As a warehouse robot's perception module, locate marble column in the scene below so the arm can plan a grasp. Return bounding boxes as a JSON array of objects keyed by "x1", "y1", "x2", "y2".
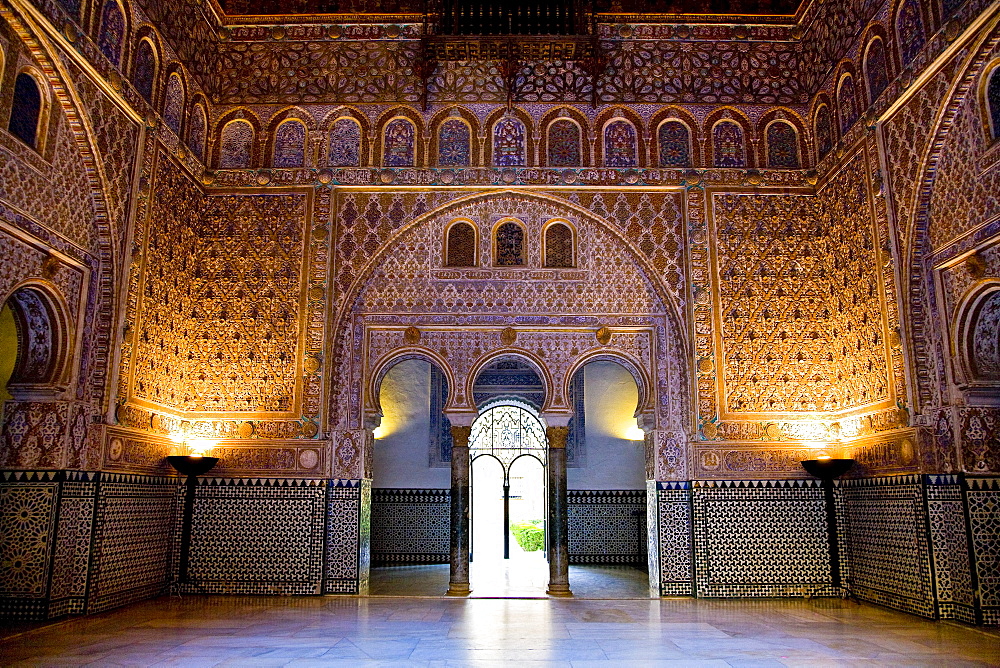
[
  {"x1": 447, "y1": 424, "x2": 472, "y2": 596},
  {"x1": 546, "y1": 424, "x2": 572, "y2": 597}
]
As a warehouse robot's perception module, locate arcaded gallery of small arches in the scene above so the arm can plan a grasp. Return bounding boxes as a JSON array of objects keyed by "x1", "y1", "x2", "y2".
[{"x1": 3, "y1": 0, "x2": 1000, "y2": 654}]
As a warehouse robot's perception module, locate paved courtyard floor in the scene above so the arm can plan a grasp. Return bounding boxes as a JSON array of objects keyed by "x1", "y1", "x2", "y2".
[{"x1": 2, "y1": 594, "x2": 1000, "y2": 666}]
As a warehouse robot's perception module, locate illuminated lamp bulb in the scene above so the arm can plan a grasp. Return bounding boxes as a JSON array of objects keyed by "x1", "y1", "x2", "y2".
[{"x1": 372, "y1": 425, "x2": 387, "y2": 439}]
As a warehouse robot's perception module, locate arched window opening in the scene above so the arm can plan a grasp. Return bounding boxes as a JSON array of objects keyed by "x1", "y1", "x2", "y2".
[
  {"x1": 493, "y1": 117, "x2": 526, "y2": 167},
  {"x1": 9, "y1": 73, "x2": 42, "y2": 149},
  {"x1": 439, "y1": 118, "x2": 471, "y2": 166},
  {"x1": 329, "y1": 117, "x2": 361, "y2": 167},
  {"x1": 469, "y1": 400, "x2": 547, "y2": 566},
  {"x1": 815, "y1": 105, "x2": 833, "y2": 159},
  {"x1": 163, "y1": 73, "x2": 185, "y2": 136},
  {"x1": 132, "y1": 40, "x2": 156, "y2": 104},
  {"x1": 766, "y1": 121, "x2": 800, "y2": 168},
  {"x1": 383, "y1": 117, "x2": 415, "y2": 167},
  {"x1": 658, "y1": 120, "x2": 691, "y2": 167},
  {"x1": 713, "y1": 121, "x2": 746, "y2": 167},
  {"x1": 188, "y1": 102, "x2": 207, "y2": 162},
  {"x1": 988, "y1": 67, "x2": 1000, "y2": 140},
  {"x1": 470, "y1": 403, "x2": 547, "y2": 464},
  {"x1": 544, "y1": 223, "x2": 574, "y2": 268},
  {"x1": 604, "y1": 120, "x2": 637, "y2": 167},
  {"x1": 97, "y1": 0, "x2": 125, "y2": 67},
  {"x1": 865, "y1": 38, "x2": 890, "y2": 102},
  {"x1": 446, "y1": 222, "x2": 477, "y2": 267},
  {"x1": 495, "y1": 221, "x2": 525, "y2": 266},
  {"x1": 547, "y1": 119, "x2": 581, "y2": 167},
  {"x1": 273, "y1": 119, "x2": 306, "y2": 168},
  {"x1": 838, "y1": 75, "x2": 859, "y2": 134},
  {"x1": 219, "y1": 119, "x2": 254, "y2": 168}
]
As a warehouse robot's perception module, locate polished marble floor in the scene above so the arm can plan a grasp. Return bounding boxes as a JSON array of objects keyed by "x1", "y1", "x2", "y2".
[
  {"x1": 370, "y1": 555, "x2": 650, "y2": 598},
  {"x1": 2, "y1": 595, "x2": 1000, "y2": 666}
]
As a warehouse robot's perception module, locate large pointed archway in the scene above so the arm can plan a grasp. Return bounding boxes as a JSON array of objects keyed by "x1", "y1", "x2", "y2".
[{"x1": 330, "y1": 189, "x2": 692, "y2": 596}]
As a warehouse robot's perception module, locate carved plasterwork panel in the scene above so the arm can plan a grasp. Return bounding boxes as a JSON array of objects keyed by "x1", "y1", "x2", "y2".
[
  {"x1": 130, "y1": 151, "x2": 312, "y2": 417},
  {"x1": 703, "y1": 151, "x2": 893, "y2": 433}
]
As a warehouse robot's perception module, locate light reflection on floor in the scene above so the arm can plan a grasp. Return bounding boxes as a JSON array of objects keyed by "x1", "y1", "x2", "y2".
[
  {"x1": 369, "y1": 557, "x2": 650, "y2": 599},
  {"x1": 3, "y1": 595, "x2": 1000, "y2": 665}
]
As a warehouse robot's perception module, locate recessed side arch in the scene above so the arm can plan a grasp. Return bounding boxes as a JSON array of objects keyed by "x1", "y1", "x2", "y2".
[
  {"x1": 562, "y1": 350, "x2": 652, "y2": 421},
  {"x1": 367, "y1": 347, "x2": 457, "y2": 418},
  {"x1": 978, "y1": 57, "x2": 1000, "y2": 141},
  {"x1": 2, "y1": 280, "x2": 73, "y2": 400},
  {"x1": 953, "y1": 278, "x2": 1000, "y2": 389}
]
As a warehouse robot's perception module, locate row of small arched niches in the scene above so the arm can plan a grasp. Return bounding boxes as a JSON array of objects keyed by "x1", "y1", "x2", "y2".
[
  {"x1": 444, "y1": 220, "x2": 575, "y2": 269},
  {"x1": 211, "y1": 108, "x2": 811, "y2": 171}
]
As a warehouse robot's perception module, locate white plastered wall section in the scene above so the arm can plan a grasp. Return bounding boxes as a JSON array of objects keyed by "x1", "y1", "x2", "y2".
[
  {"x1": 372, "y1": 358, "x2": 450, "y2": 488},
  {"x1": 569, "y1": 360, "x2": 646, "y2": 490}
]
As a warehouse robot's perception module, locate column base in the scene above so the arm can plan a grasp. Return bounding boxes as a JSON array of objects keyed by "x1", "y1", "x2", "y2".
[
  {"x1": 546, "y1": 584, "x2": 573, "y2": 597},
  {"x1": 446, "y1": 583, "x2": 471, "y2": 596}
]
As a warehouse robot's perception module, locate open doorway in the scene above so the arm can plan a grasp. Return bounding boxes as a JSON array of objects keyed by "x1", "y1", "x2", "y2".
[
  {"x1": 368, "y1": 357, "x2": 453, "y2": 596},
  {"x1": 566, "y1": 359, "x2": 650, "y2": 598},
  {"x1": 469, "y1": 401, "x2": 548, "y2": 596}
]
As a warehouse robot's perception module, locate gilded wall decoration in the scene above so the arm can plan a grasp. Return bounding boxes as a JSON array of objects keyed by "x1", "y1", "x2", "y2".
[
  {"x1": 130, "y1": 151, "x2": 310, "y2": 416},
  {"x1": 711, "y1": 153, "x2": 890, "y2": 417}
]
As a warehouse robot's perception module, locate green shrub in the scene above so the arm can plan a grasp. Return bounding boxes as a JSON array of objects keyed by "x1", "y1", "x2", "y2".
[{"x1": 510, "y1": 520, "x2": 544, "y2": 552}]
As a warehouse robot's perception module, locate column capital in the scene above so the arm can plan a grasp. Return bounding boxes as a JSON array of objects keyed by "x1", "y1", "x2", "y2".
[
  {"x1": 450, "y1": 424, "x2": 472, "y2": 449},
  {"x1": 546, "y1": 425, "x2": 570, "y2": 449}
]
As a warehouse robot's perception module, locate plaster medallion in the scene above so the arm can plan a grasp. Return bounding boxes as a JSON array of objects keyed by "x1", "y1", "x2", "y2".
[
  {"x1": 595, "y1": 326, "x2": 612, "y2": 345},
  {"x1": 299, "y1": 448, "x2": 320, "y2": 469},
  {"x1": 404, "y1": 326, "x2": 421, "y2": 345},
  {"x1": 108, "y1": 437, "x2": 123, "y2": 461},
  {"x1": 899, "y1": 438, "x2": 915, "y2": 465},
  {"x1": 500, "y1": 327, "x2": 517, "y2": 346},
  {"x1": 700, "y1": 450, "x2": 721, "y2": 470},
  {"x1": 966, "y1": 252, "x2": 987, "y2": 278}
]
